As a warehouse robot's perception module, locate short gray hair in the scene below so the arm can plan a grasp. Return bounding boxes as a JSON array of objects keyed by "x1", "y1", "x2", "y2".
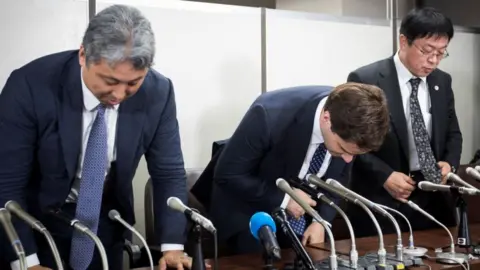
[{"x1": 82, "y1": 5, "x2": 155, "y2": 69}]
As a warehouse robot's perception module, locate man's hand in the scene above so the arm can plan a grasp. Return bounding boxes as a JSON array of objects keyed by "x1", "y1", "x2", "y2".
[
  {"x1": 28, "y1": 266, "x2": 51, "y2": 270},
  {"x1": 286, "y1": 188, "x2": 316, "y2": 219},
  {"x1": 159, "y1": 250, "x2": 211, "y2": 270},
  {"x1": 302, "y1": 222, "x2": 325, "y2": 246},
  {"x1": 383, "y1": 172, "x2": 416, "y2": 202},
  {"x1": 438, "y1": 161, "x2": 451, "y2": 184}
]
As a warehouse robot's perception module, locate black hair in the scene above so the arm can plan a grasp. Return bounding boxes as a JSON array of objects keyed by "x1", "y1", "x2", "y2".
[{"x1": 400, "y1": 7, "x2": 454, "y2": 44}]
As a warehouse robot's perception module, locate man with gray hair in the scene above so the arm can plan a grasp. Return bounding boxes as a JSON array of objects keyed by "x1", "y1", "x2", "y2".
[{"x1": 0, "y1": 5, "x2": 196, "y2": 270}]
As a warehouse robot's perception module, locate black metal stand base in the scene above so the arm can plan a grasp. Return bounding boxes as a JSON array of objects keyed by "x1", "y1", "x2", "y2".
[{"x1": 191, "y1": 224, "x2": 206, "y2": 270}]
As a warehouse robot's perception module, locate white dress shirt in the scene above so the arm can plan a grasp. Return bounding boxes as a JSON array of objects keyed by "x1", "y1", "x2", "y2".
[
  {"x1": 12, "y1": 71, "x2": 182, "y2": 270},
  {"x1": 393, "y1": 52, "x2": 432, "y2": 171},
  {"x1": 280, "y1": 96, "x2": 332, "y2": 209}
]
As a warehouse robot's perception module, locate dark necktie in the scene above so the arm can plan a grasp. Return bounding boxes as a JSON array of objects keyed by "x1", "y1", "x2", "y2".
[
  {"x1": 409, "y1": 78, "x2": 441, "y2": 183},
  {"x1": 70, "y1": 104, "x2": 108, "y2": 269},
  {"x1": 289, "y1": 143, "x2": 327, "y2": 235}
]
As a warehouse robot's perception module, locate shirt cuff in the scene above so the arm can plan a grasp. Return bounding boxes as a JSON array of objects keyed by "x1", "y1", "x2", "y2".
[
  {"x1": 280, "y1": 194, "x2": 290, "y2": 209},
  {"x1": 11, "y1": 254, "x2": 40, "y2": 270},
  {"x1": 161, "y1": 244, "x2": 184, "y2": 252}
]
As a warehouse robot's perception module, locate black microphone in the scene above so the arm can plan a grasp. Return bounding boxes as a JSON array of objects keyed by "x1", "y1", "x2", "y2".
[
  {"x1": 5, "y1": 201, "x2": 63, "y2": 270},
  {"x1": 249, "y1": 212, "x2": 281, "y2": 261},
  {"x1": 418, "y1": 181, "x2": 480, "y2": 195},
  {"x1": 47, "y1": 208, "x2": 109, "y2": 270},
  {"x1": 287, "y1": 178, "x2": 359, "y2": 268},
  {"x1": 0, "y1": 208, "x2": 27, "y2": 270},
  {"x1": 271, "y1": 208, "x2": 316, "y2": 270}
]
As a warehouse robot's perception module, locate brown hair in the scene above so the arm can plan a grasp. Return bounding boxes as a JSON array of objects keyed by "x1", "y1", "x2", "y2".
[{"x1": 323, "y1": 82, "x2": 389, "y2": 151}]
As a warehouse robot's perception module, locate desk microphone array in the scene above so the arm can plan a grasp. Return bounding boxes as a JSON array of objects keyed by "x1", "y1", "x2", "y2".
[{"x1": 276, "y1": 178, "x2": 338, "y2": 270}]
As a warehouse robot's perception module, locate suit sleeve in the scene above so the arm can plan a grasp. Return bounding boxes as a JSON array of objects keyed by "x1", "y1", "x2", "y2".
[
  {"x1": 214, "y1": 103, "x2": 284, "y2": 212},
  {"x1": 0, "y1": 70, "x2": 38, "y2": 261},
  {"x1": 145, "y1": 79, "x2": 187, "y2": 246},
  {"x1": 347, "y1": 71, "x2": 394, "y2": 184},
  {"x1": 442, "y1": 75, "x2": 462, "y2": 170}
]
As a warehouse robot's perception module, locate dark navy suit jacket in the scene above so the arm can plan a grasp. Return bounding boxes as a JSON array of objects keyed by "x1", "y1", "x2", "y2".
[
  {"x1": 209, "y1": 86, "x2": 352, "y2": 241},
  {"x1": 0, "y1": 50, "x2": 187, "y2": 261}
]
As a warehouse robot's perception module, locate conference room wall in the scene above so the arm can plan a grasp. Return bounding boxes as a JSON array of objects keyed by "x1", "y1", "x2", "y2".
[{"x1": 1, "y1": 0, "x2": 480, "y2": 245}]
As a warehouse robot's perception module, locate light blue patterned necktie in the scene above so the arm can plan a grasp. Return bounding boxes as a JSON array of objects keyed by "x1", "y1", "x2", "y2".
[
  {"x1": 289, "y1": 143, "x2": 327, "y2": 235},
  {"x1": 70, "y1": 104, "x2": 108, "y2": 270}
]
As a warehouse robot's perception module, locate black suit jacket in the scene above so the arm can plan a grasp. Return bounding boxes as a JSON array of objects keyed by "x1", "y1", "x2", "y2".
[
  {"x1": 346, "y1": 57, "x2": 462, "y2": 208},
  {"x1": 209, "y1": 86, "x2": 352, "y2": 240},
  {"x1": 0, "y1": 50, "x2": 188, "y2": 262}
]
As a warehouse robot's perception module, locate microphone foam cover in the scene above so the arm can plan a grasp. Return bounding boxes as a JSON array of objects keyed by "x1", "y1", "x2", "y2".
[{"x1": 249, "y1": 212, "x2": 276, "y2": 240}]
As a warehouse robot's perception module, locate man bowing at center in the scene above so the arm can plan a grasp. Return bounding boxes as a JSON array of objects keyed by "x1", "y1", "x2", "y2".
[{"x1": 209, "y1": 83, "x2": 390, "y2": 255}]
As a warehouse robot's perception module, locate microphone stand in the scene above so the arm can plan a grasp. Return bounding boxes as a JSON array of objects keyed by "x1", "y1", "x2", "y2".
[
  {"x1": 190, "y1": 209, "x2": 206, "y2": 270},
  {"x1": 272, "y1": 208, "x2": 316, "y2": 270},
  {"x1": 453, "y1": 190, "x2": 471, "y2": 249}
]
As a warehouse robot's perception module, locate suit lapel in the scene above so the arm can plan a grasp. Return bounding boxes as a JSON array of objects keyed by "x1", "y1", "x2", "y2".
[
  {"x1": 115, "y1": 84, "x2": 147, "y2": 182},
  {"x1": 58, "y1": 56, "x2": 83, "y2": 180},
  {"x1": 378, "y1": 59, "x2": 409, "y2": 160},
  {"x1": 284, "y1": 97, "x2": 322, "y2": 178},
  {"x1": 427, "y1": 74, "x2": 441, "y2": 157}
]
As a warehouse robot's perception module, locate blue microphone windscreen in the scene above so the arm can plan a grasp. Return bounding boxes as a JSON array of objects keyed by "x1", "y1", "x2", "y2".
[{"x1": 249, "y1": 212, "x2": 276, "y2": 240}]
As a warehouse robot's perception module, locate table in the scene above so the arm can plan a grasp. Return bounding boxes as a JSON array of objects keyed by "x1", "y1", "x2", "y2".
[{"x1": 135, "y1": 224, "x2": 480, "y2": 270}]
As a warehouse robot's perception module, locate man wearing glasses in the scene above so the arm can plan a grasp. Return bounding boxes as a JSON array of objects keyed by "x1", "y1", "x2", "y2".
[{"x1": 346, "y1": 7, "x2": 462, "y2": 237}]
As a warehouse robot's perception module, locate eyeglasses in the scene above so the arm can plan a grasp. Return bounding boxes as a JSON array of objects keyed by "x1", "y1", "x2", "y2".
[{"x1": 412, "y1": 42, "x2": 449, "y2": 60}]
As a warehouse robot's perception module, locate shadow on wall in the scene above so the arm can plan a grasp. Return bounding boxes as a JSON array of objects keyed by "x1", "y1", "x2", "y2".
[{"x1": 471, "y1": 34, "x2": 480, "y2": 157}]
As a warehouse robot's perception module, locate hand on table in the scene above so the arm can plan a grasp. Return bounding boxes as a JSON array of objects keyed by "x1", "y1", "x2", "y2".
[
  {"x1": 159, "y1": 250, "x2": 211, "y2": 270},
  {"x1": 302, "y1": 222, "x2": 325, "y2": 246}
]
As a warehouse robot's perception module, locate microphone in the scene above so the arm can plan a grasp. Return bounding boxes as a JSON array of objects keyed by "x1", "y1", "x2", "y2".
[
  {"x1": 47, "y1": 208, "x2": 109, "y2": 270},
  {"x1": 447, "y1": 172, "x2": 477, "y2": 189},
  {"x1": 276, "y1": 178, "x2": 338, "y2": 270},
  {"x1": 166, "y1": 197, "x2": 216, "y2": 233},
  {"x1": 406, "y1": 201, "x2": 468, "y2": 264},
  {"x1": 287, "y1": 178, "x2": 358, "y2": 268},
  {"x1": 376, "y1": 204, "x2": 428, "y2": 257},
  {"x1": 108, "y1": 210, "x2": 153, "y2": 270},
  {"x1": 466, "y1": 167, "x2": 480, "y2": 182},
  {"x1": 306, "y1": 174, "x2": 387, "y2": 266},
  {"x1": 249, "y1": 212, "x2": 281, "y2": 261},
  {"x1": 418, "y1": 181, "x2": 480, "y2": 195},
  {"x1": 5, "y1": 201, "x2": 63, "y2": 270},
  {"x1": 0, "y1": 208, "x2": 27, "y2": 270},
  {"x1": 271, "y1": 208, "x2": 316, "y2": 270}
]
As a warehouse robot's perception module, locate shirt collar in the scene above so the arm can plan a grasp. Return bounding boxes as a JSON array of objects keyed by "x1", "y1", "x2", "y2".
[
  {"x1": 81, "y1": 69, "x2": 119, "y2": 111},
  {"x1": 311, "y1": 96, "x2": 328, "y2": 145},
  {"x1": 393, "y1": 51, "x2": 427, "y2": 86}
]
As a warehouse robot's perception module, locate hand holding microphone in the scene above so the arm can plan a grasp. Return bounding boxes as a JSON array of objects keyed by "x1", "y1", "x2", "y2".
[{"x1": 286, "y1": 188, "x2": 317, "y2": 219}]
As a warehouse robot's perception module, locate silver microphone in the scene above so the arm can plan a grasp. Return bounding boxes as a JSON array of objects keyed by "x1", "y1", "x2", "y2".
[
  {"x1": 0, "y1": 208, "x2": 27, "y2": 270},
  {"x1": 167, "y1": 197, "x2": 216, "y2": 233},
  {"x1": 406, "y1": 201, "x2": 468, "y2": 264},
  {"x1": 48, "y1": 208, "x2": 109, "y2": 270},
  {"x1": 108, "y1": 210, "x2": 153, "y2": 270},
  {"x1": 418, "y1": 181, "x2": 480, "y2": 195},
  {"x1": 447, "y1": 172, "x2": 477, "y2": 189},
  {"x1": 466, "y1": 167, "x2": 480, "y2": 182},
  {"x1": 376, "y1": 204, "x2": 428, "y2": 257},
  {"x1": 306, "y1": 174, "x2": 387, "y2": 265},
  {"x1": 276, "y1": 178, "x2": 338, "y2": 270},
  {"x1": 5, "y1": 201, "x2": 63, "y2": 270},
  {"x1": 324, "y1": 178, "x2": 404, "y2": 263}
]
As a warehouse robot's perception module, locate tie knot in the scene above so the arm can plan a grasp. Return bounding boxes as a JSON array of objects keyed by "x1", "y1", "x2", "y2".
[
  {"x1": 96, "y1": 104, "x2": 106, "y2": 115},
  {"x1": 409, "y1": 78, "x2": 422, "y2": 90}
]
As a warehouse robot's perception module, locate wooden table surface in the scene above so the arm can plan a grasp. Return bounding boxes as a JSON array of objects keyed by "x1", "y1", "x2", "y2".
[{"x1": 135, "y1": 224, "x2": 480, "y2": 270}]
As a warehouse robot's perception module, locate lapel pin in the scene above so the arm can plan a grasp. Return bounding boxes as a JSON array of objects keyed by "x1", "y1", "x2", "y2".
[{"x1": 434, "y1": 85, "x2": 439, "y2": 91}]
